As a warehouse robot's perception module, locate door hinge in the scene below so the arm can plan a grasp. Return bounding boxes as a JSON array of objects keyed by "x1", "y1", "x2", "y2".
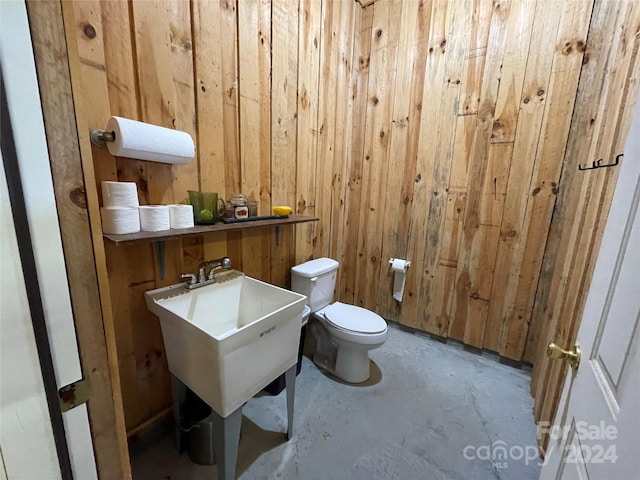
[{"x1": 58, "y1": 379, "x2": 90, "y2": 412}]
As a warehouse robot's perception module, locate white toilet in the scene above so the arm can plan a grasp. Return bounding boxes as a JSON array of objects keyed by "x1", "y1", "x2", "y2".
[{"x1": 291, "y1": 258, "x2": 388, "y2": 383}]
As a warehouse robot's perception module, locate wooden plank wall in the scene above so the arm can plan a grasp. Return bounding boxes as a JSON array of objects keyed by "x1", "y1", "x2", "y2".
[
  {"x1": 338, "y1": 0, "x2": 639, "y2": 367},
  {"x1": 530, "y1": 0, "x2": 640, "y2": 451},
  {"x1": 60, "y1": 0, "x2": 639, "y2": 435}
]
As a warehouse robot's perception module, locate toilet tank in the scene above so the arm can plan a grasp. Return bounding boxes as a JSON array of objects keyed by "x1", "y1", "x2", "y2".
[{"x1": 291, "y1": 258, "x2": 339, "y2": 312}]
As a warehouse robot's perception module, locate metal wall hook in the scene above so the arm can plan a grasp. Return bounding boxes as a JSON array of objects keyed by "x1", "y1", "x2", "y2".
[
  {"x1": 578, "y1": 153, "x2": 622, "y2": 171},
  {"x1": 89, "y1": 129, "x2": 116, "y2": 148}
]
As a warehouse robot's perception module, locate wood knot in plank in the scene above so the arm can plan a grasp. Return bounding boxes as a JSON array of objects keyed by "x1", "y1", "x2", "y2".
[
  {"x1": 82, "y1": 22, "x2": 97, "y2": 39},
  {"x1": 69, "y1": 187, "x2": 87, "y2": 209},
  {"x1": 492, "y1": 118, "x2": 507, "y2": 141},
  {"x1": 300, "y1": 87, "x2": 309, "y2": 109},
  {"x1": 559, "y1": 38, "x2": 586, "y2": 56},
  {"x1": 359, "y1": 55, "x2": 369, "y2": 69},
  {"x1": 297, "y1": 196, "x2": 307, "y2": 213}
]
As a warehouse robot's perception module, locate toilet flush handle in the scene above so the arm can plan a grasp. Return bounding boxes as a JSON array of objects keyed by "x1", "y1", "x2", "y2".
[{"x1": 310, "y1": 276, "x2": 318, "y2": 282}]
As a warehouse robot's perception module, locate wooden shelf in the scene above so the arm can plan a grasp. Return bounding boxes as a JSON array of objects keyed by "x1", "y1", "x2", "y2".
[{"x1": 104, "y1": 215, "x2": 318, "y2": 246}]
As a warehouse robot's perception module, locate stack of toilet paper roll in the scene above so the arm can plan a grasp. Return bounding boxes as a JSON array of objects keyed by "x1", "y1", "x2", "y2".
[
  {"x1": 101, "y1": 181, "x2": 140, "y2": 234},
  {"x1": 101, "y1": 181, "x2": 195, "y2": 234}
]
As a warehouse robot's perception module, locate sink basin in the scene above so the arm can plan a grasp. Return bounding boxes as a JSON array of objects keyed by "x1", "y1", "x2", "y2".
[{"x1": 145, "y1": 272, "x2": 306, "y2": 417}]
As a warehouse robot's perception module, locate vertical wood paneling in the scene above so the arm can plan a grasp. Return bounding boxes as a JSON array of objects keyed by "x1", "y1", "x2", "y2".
[
  {"x1": 315, "y1": 0, "x2": 339, "y2": 260},
  {"x1": 327, "y1": 0, "x2": 358, "y2": 298},
  {"x1": 483, "y1": 0, "x2": 565, "y2": 353},
  {"x1": 419, "y1": 0, "x2": 473, "y2": 337},
  {"x1": 492, "y1": 0, "x2": 595, "y2": 359},
  {"x1": 530, "y1": 0, "x2": 640, "y2": 450},
  {"x1": 295, "y1": 0, "x2": 323, "y2": 263},
  {"x1": 238, "y1": 0, "x2": 272, "y2": 281},
  {"x1": 354, "y1": 0, "x2": 401, "y2": 311},
  {"x1": 31, "y1": 1, "x2": 131, "y2": 476},
  {"x1": 129, "y1": 0, "x2": 198, "y2": 425},
  {"x1": 271, "y1": 0, "x2": 299, "y2": 287},
  {"x1": 340, "y1": 5, "x2": 373, "y2": 304},
  {"x1": 403, "y1": 0, "x2": 457, "y2": 331},
  {"x1": 192, "y1": 0, "x2": 235, "y2": 264},
  {"x1": 62, "y1": 0, "x2": 168, "y2": 433},
  {"x1": 375, "y1": 0, "x2": 421, "y2": 321}
]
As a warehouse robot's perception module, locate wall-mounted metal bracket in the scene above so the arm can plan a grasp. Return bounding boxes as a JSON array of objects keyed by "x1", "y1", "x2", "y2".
[{"x1": 89, "y1": 129, "x2": 115, "y2": 148}]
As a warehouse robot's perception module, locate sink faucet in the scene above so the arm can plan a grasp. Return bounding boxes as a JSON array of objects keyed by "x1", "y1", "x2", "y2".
[
  {"x1": 181, "y1": 257, "x2": 232, "y2": 289},
  {"x1": 198, "y1": 256, "x2": 232, "y2": 282}
]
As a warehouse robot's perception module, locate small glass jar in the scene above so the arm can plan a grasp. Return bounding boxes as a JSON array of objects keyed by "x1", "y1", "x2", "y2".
[
  {"x1": 223, "y1": 202, "x2": 235, "y2": 219},
  {"x1": 234, "y1": 206, "x2": 248, "y2": 219},
  {"x1": 246, "y1": 201, "x2": 258, "y2": 217},
  {"x1": 230, "y1": 193, "x2": 246, "y2": 207}
]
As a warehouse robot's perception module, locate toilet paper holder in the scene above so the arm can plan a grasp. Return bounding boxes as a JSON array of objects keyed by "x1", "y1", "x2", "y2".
[
  {"x1": 90, "y1": 129, "x2": 116, "y2": 148},
  {"x1": 389, "y1": 258, "x2": 411, "y2": 269}
]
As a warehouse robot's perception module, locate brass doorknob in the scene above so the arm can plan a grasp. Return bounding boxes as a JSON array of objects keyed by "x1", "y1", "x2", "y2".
[{"x1": 547, "y1": 342, "x2": 581, "y2": 370}]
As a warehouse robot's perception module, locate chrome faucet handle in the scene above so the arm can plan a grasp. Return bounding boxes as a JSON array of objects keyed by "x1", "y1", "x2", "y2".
[
  {"x1": 180, "y1": 273, "x2": 197, "y2": 285},
  {"x1": 206, "y1": 257, "x2": 232, "y2": 280}
]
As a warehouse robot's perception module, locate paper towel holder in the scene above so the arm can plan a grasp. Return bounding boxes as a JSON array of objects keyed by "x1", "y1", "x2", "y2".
[{"x1": 90, "y1": 129, "x2": 116, "y2": 148}]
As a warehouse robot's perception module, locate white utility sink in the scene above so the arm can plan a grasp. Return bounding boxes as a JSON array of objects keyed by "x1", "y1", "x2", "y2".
[{"x1": 145, "y1": 272, "x2": 306, "y2": 417}]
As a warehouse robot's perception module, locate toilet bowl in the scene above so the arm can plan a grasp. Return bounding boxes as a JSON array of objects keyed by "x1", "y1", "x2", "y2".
[{"x1": 291, "y1": 258, "x2": 388, "y2": 383}]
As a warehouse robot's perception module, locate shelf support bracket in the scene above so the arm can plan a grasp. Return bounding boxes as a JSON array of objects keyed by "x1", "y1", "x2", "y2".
[{"x1": 155, "y1": 241, "x2": 165, "y2": 280}]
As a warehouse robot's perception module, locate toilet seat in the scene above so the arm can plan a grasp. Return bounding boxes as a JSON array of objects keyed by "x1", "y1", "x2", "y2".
[{"x1": 323, "y1": 302, "x2": 386, "y2": 334}]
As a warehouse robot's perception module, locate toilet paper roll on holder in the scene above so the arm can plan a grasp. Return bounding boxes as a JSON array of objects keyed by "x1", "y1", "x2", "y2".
[{"x1": 389, "y1": 258, "x2": 411, "y2": 269}]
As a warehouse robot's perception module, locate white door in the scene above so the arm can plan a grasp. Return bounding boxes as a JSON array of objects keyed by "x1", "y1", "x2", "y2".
[
  {"x1": 540, "y1": 96, "x2": 640, "y2": 478},
  {"x1": 0, "y1": 1, "x2": 97, "y2": 478}
]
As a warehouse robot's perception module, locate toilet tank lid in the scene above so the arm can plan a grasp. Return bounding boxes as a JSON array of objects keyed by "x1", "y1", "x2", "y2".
[{"x1": 291, "y1": 258, "x2": 339, "y2": 278}]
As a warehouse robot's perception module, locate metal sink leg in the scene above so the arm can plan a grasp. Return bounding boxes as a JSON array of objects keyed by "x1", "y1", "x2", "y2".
[
  {"x1": 212, "y1": 406, "x2": 243, "y2": 480},
  {"x1": 285, "y1": 365, "x2": 296, "y2": 440}
]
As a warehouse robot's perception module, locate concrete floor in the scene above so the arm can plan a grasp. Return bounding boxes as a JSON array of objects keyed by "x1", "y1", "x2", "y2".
[{"x1": 130, "y1": 323, "x2": 542, "y2": 479}]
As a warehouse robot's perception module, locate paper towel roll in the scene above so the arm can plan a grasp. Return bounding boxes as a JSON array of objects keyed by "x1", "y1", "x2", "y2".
[
  {"x1": 169, "y1": 204, "x2": 194, "y2": 229},
  {"x1": 139, "y1": 205, "x2": 171, "y2": 232},
  {"x1": 102, "y1": 181, "x2": 139, "y2": 208},
  {"x1": 390, "y1": 258, "x2": 410, "y2": 302},
  {"x1": 101, "y1": 207, "x2": 140, "y2": 234},
  {"x1": 105, "y1": 116, "x2": 195, "y2": 165}
]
